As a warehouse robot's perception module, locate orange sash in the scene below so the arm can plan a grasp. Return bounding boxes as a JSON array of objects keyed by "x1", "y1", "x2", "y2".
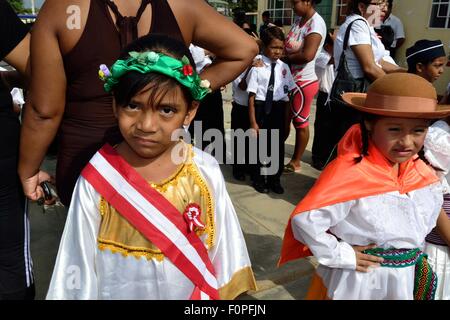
[{"x1": 279, "y1": 124, "x2": 439, "y2": 266}]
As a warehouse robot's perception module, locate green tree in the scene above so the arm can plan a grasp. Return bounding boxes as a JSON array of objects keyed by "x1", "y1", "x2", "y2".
[
  {"x1": 227, "y1": 0, "x2": 257, "y2": 12},
  {"x1": 7, "y1": 0, "x2": 31, "y2": 14}
]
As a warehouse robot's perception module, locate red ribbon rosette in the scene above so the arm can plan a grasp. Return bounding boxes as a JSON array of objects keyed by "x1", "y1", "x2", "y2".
[
  {"x1": 183, "y1": 203, "x2": 205, "y2": 232},
  {"x1": 182, "y1": 64, "x2": 194, "y2": 77}
]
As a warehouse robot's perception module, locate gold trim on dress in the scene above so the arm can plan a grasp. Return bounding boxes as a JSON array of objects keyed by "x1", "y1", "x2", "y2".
[
  {"x1": 96, "y1": 142, "x2": 216, "y2": 260},
  {"x1": 218, "y1": 266, "x2": 258, "y2": 300},
  {"x1": 98, "y1": 238, "x2": 164, "y2": 261}
]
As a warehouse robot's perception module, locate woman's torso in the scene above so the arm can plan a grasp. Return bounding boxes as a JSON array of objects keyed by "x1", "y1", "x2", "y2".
[
  {"x1": 285, "y1": 12, "x2": 326, "y2": 82},
  {"x1": 57, "y1": 0, "x2": 184, "y2": 205},
  {"x1": 334, "y1": 14, "x2": 386, "y2": 79}
]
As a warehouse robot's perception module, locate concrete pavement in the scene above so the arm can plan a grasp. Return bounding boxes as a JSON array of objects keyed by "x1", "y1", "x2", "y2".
[{"x1": 29, "y1": 86, "x2": 321, "y2": 300}]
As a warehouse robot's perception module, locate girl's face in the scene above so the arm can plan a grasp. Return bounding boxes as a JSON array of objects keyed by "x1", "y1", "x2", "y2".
[
  {"x1": 264, "y1": 38, "x2": 284, "y2": 61},
  {"x1": 365, "y1": 117, "x2": 429, "y2": 164},
  {"x1": 114, "y1": 83, "x2": 198, "y2": 160},
  {"x1": 417, "y1": 56, "x2": 447, "y2": 83}
]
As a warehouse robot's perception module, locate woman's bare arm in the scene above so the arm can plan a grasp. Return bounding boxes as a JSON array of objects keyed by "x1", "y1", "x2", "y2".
[
  {"x1": 19, "y1": 1, "x2": 67, "y2": 200},
  {"x1": 351, "y1": 44, "x2": 385, "y2": 81},
  {"x1": 287, "y1": 33, "x2": 322, "y2": 65},
  {"x1": 183, "y1": 0, "x2": 258, "y2": 90},
  {"x1": 3, "y1": 33, "x2": 30, "y2": 78},
  {"x1": 378, "y1": 59, "x2": 406, "y2": 74}
]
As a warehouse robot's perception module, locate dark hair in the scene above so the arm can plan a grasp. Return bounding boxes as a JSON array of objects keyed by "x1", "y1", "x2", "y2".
[
  {"x1": 261, "y1": 26, "x2": 285, "y2": 47},
  {"x1": 274, "y1": 19, "x2": 283, "y2": 27},
  {"x1": 262, "y1": 11, "x2": 270, "y2": 18},
  {"x1": 233, "y1": 8, "x2": 247, "y2": 26},
  {"x1": 388, "y1": 0, "x2": 393, "y2": 9},
  {"x1": 347, "y1": 0, "x2": 372, "y2": 15},
  {"x1": 354, "y1": 113, "x2": 376, "y2": 163},
  {"x1": 324, "y1": 29, "x2": 335, "y2": 46},
  {"x1": 113, "y1": 34, "x2": 195, "y2": 108},
  {"x1": 406, "y1": 39, "x2": 446, "y2": 73},
  {"x1": 375, "y1": 25, "x2": 395, "y2": 49}
]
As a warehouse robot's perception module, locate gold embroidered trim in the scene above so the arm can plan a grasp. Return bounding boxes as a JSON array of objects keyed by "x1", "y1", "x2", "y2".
[
  {"x1": 150, "y1": 158, "x2": 186, "y2": 190},
  {"x1": 149, "y1": 145, "x2": 215, "y2": 248},
  {"x1": 96, "y1": 143, "x2": 215, "y2": 260},
  {"x1": 97, "y1": 238, "x2": 164, "y2": 261},
  {"x1": 186, "y1": 160, "x2": 215, "y2": 248},
  {"x1": 218, "y1": 266, "x2": 257, "y2": 300},
  {"x1": 99, "y1": 197, "x2": 108, "y2": 216}
]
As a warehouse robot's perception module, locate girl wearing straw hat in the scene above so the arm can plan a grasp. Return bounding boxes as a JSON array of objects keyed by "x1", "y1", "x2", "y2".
[{"x1": 279, "y1": 73, "x2": 450, "y2": 299}]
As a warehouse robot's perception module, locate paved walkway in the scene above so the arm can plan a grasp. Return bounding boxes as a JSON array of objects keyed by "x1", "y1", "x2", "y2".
[{"x1": 30, "y1": 86, "x2": 321, "y2": 299}]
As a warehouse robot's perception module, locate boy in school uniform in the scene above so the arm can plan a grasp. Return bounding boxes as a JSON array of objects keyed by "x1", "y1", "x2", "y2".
[{"x1": 247, "y1": 26, "x2": 296, "y2": 194}]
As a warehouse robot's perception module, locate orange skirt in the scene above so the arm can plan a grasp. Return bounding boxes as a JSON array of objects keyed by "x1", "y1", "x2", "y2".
[{"x1": 305, "y1": 272, "x2": 330, "y2": 300}]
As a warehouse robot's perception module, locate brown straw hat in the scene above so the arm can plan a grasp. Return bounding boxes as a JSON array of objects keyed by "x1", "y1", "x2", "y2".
[{"x1": 342, "y1": 73, "x2": 450, "y2": 119}]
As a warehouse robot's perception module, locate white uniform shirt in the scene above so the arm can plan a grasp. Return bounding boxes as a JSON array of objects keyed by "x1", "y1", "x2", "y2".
[
  {"x1": 189, "y1": 44, "x2": 212, "y2": 74},
  {"x1": 382, "y1": 14, "x2": 405, "y2": 48},
  {"x1": 232, "y1": 55, "x2": 262, "y2": 107},
  {"x1": 0, "y1": 65, "x2": 24, "y2": 109},
  {"x1": 424, "y1": 120, "x2": 450, "y2": 193},
  {"x1": 246, "y1": 55, "x2": 296, "y2": 102},
  {"x1": 292, "y1": 182, "x2": 443, "y2": 299},
  {"x1": 315, "y1": 50, "x2": 335, "y2": 94},
  {"x1": 285, "y1": 12, "x2": 327, "y2": 82},
  {"x1": 334, "y1": 14, "x2": 387, "y2": 79}
]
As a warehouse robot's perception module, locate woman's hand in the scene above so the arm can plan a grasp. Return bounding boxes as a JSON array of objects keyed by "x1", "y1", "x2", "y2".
[
  {"x1": 353, "y1": 244, "x2": 384, "y2": 272},
  {"x1": 21, "y1": 170, "x2": 56, "y2": 204},
  {"x1": 252, "y1": 58, "x2": 264, "y2": 68}
]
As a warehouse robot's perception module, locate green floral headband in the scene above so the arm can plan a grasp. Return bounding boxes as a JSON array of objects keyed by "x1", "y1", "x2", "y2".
[{"x1": 98, "y1": 51, "x2": 212, "y2": 101}]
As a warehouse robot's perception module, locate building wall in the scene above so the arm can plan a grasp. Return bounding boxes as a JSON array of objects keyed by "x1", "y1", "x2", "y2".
[
  {"x1": 257, "y1": 0, "x2": 333, "y2": 29},
  {"x1": 392, "y1": 0, "x2": 449, "y2": 94},
  {"x1": 258, "y1": 0, "x2": 449, "y2": 94}
]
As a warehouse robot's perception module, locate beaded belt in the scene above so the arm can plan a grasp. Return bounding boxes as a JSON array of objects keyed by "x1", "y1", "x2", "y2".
[{"x1": 363, "y1": 248, "x2": 437, "y2": 300}]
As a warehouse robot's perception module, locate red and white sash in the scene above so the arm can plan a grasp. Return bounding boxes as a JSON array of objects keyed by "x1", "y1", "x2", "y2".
[{"x1": 81, "y1": 144, "x2": 219, "y2": 300}]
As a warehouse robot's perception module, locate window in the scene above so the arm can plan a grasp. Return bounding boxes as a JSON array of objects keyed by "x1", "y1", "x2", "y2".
[
  {"x1": 335, "y1": 0, "x2": 348, "y2": 26},
  {"x1": 266, "y1": 0, "x2": 295, "y2": 26},
  {"x1": 430, "y1": 0, "x2": 450, "y2": 28},
  {"x1": 265, "y1": 0, "x2": 332, "y2": 27}
]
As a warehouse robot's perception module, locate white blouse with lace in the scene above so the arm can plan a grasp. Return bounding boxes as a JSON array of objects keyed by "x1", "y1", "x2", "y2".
[{"x1": 424, "y1": 120, "x2": 450, "y2": 193}]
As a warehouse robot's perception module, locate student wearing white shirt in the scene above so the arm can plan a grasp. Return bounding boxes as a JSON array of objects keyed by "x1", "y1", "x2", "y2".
[
  {"x1": 381, "y1": 0, "x2": 405, "y2": 60},
  {"x1": 247, "y1": 27, "x2": 296, "y2": 194},
  {"x1": 230, "y1": 54, "x2": 262, "y2": 181}
]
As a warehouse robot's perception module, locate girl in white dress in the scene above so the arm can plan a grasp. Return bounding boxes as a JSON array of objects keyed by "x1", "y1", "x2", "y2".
[
  {"x1": 46, "y1": 34, "x2": 256, "y2": 300},
  {"x1": 279, "y1": 73, "x2": 450, "y2": 300}
]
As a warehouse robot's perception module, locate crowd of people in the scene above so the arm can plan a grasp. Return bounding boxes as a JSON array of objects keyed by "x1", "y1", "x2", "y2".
[{"x1": 0, "y1": 0, "x2": 449, "y2": 300}]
